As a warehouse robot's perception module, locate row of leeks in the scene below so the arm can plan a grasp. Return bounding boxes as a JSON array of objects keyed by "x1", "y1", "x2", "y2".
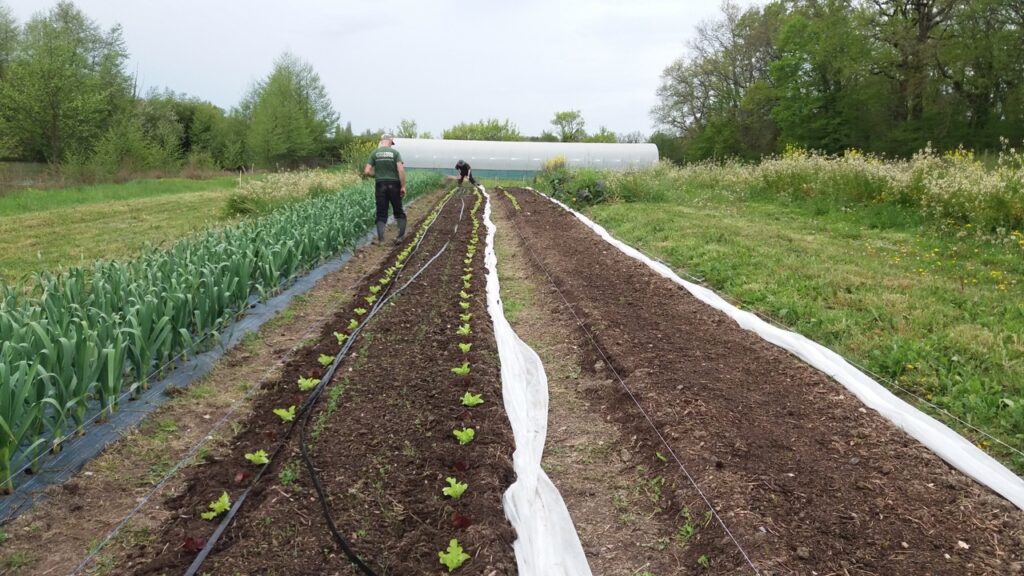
[{"x1": 0, "y1": 172, "x2": 443, "y2": 494}]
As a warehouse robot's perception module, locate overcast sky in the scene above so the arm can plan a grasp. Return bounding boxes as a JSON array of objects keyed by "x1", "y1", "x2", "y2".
[{"x1": 9, "y1": 0, "x2": 756, "y2": 137}]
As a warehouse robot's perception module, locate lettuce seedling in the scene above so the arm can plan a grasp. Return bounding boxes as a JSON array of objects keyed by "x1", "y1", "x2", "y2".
[
  {"x1": 461, "y1": 273, "x2": 472, "y2": 281},
  {"x1": 451, "y1": 362, "x2": 470, "y2": 376},
  {"x1": 439, "y1": 539, "x2": 471, "y2": 571},
  {"x1": 463, "y1": 280, "x2": 471, "y2": 290},
  {"x1": 459, "y1": 291, "x2": 471, "y2": 300},
  {"x1": 273, "y1": 405, "x2": 296, "y2": 423},
  {"x1": 463, "y1": 267, "x2": 473, "y2": 273},
  {"x1": 333, "y1": 331, "x2": 348, "y2": 345},
  {"x1": 459, "y1": 301, "x2": 470, "y2": 311},
  {"x1": 464, "y1": 258, "x2": 472, "y2": 265},
  {"x1": 453, "y1": 427, "x2": 475, "y2": 445},
  {"x1": 318, "y1": 354, "x2": 333, "y2": 367},
  {"x1": 354, "y1": 307, "x2": 367, "y2": 316},
  {"x1": 244, "y1": 449, "x2": 269, "y2": 465},
  {"x1": 459, "y1": 313, "x2": 472, "y2": 322},
  {"x1": 461, "y1": 392, "x2": 484, "y2": 407},
  {"x1": 200, "y1": 491, "x2": 231, "y2": 520},
  {"x1": 458, "y1": 342, "x2": 472, "y2": 353},
  {"x1": 369, "y1": 285, "x2": 381, "y2": 294},
  {"x1": 365, "y1": 294, "x2": 377, "y2": 305},
  {"x1": 456, "y1": 323, "x2": 471, "y2": 335},
  {"x1": 298, "y1": 376, "x2": 319, "y2": 391},
  {"x1": 347, "y1": 319, "x2": 359, "y2": 330},
  {"x1": 443, "y1": 477, "x2": 468, "y2": 499}
]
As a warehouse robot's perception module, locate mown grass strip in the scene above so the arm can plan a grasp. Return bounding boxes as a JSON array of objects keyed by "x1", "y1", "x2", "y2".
[{"x1": 587, "y1": 193, "x2": 1024, "y2": 470}]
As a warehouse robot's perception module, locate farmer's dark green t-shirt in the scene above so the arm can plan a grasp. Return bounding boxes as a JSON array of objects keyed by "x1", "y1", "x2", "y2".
[{"x1": 368, "y1": 146, "x2": 403, "y2": 183}]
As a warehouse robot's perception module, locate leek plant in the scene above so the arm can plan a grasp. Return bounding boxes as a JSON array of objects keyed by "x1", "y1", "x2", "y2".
[{"x1": 0, "y1": 172, "x2": 443, "y2": 491}]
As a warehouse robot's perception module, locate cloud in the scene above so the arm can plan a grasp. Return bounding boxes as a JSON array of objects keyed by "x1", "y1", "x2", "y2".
[{"x1": 8, "y1": 0, "x2": 755, "y2": 137}]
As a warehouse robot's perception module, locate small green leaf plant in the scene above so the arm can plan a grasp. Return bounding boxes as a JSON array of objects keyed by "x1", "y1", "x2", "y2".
[
  {"x1": 333, "y1": 331, "x2": 348, "y2": 345},
  {"x1": 273, "y1": 405, "x2": 296, "y2": 422},
  {"x1": 354, "y1": 307, "x2": 367, "y2": 316},
  {"x1": 442, "y1": 476, "x2": 468, "y2": 499},
  {"x1": 451, "y1": 362, "x2": 470, "y2": 376},
  {"x1": 318, "y1": 354, "x2": 333, "y2": 367},
  {"x1": 200, "y1": 491, "x2": 231, "y2": 520},
  {"x1": 459, "y1": 313, "x2": 471, "y2": 322},
  {"x1": 458, "y1": 342, "x2": 472, "y2": 353},
  {"x1": 369, "y1": 285, "x2": 381, "y2": 294},
  {"x1": 461, "y1": 392, "x2": 484, "y2": 407},
  {"x1": 439, "y1": 538, "x2": 471, "y2": 572},
  {"x1": 453, "y1": 427, "x2": 475, "y2": 445},
  {"x1": 244, "y1": 449, "x2": 269, "y2": 465},
  {"x1": 298, "y1": 376, "x2": 319, "y2": 391},
  {"x1": 347, "y1": 318, "x2": 359, "y2": 330},
  {"x1": 459, "y1": 301, "x2": 470, "y2": 311},
  {"x1": 456, "y1": 322, "x2": 471, "y2": 335}
]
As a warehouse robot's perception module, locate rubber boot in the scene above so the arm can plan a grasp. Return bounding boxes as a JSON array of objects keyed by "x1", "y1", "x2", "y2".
[
  {"x1": 393, "y1": 217, "x2": 407, "y2": 245},
  {"x1": 375, "y1": 221, "x2": 386, "y2": 244}
]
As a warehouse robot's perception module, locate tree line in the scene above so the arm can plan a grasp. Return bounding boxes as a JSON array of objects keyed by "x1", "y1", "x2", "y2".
[
  {"x1": 0, "y1": 1, "x2": 358, "y2": 177},
  {"x1": 652, "y1": 0, "x2": 1024, "y2": 162}
]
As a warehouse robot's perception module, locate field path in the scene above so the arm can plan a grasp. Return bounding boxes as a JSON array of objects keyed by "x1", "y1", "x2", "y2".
[{"x1": 500, "y1": 187, "x2": 1024, "y2": 575}]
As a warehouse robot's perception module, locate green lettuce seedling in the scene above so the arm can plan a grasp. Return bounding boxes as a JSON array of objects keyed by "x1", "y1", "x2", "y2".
[
  {"x1": 464, "y1": 258, "x2": 472, "y2": 265},
  {"x1": 298, "y1": 376, "x2": 319, "y2": 391},
  {"x1": 348, "y1": 319, "x2": 359, "y2": 330},
  {"x1": 200, "y1": 491, "x2": 231, "y2": 520},
  {"x1": 462, "y1": 273, "x2": 472, "y2": 281},
  {"x1": 273, "y1": 405, "x2": 296, "y2": 423},
  {"x1": 333, "y1": 331, "x2": 348, "y2": 345},
  {"x1": 354, "y1": 307, "x2": 367, "y2": 316},
  {"x1": 458, "y1": 342, "x2": 472, "y2": 353},
  {"x1": 369, "y1": 285, "x2": 381, "y2": 294},
  {"x1": 453, "y1": 427, "x2": 475, "y2": 445},
  {"x1": 461, "y1": 392, "x2": 484, "y2": 407},
  {"x1": 244, "y1": 449, "x2": 269, "y2": 465},
  {"x1": 443, "y1": 477, "x2": 468, "y2": 499},
  {"x1": 439, "y1": 539, "x2": 471, "y2": 571},
  {"x1": 456, "y1": 323, "x2": 471, "y2": 335},
  {"x1": 463, "y1": 280, "x2": 471, "y2": 290},
  {"x1": 318, "y1": 354, "x2": 333, "y2": 367},
  {"x1": 459, "y1": 291, "x2": 471, "y2": 300},
  {"x1": 365, "y1": 294, "x2": 377, "y2": 305},
  {"x1": 459, "y1": 313, "x2": 472, "y2": 322},
  {"x1": 451, "y1": 362, "x2": 470, "y2": 376},
  {"x1": 459, "y1": 301, "x2": 470, "y2": 311}
]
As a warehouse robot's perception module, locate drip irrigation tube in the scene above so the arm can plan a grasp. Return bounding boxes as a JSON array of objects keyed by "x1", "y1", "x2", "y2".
[{"x1": 184, "y1": 190, "x2": 468, "y2": 576}]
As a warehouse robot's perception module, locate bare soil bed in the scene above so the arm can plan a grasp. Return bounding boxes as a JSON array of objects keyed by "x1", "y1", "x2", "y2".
[
  {"x1": 128, "y1": 191, "x2": 516, "y2": 575},
  {"x1": 499, "y1": 187, "x2": 1024, "y2": 575}
]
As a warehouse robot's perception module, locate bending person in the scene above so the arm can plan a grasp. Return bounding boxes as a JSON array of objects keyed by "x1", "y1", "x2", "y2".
[
  {"x1": 364, "y1": 134, "x2": 407, "y2": 245},
  {"x1": 455, "y1": 159, "x2": 478, "y2": 188}
]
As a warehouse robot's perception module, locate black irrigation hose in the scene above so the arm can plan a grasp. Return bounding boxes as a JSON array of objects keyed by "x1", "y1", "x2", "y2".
[{"x1": 185, "y1": 191, "x2": 468, "y2": 576}]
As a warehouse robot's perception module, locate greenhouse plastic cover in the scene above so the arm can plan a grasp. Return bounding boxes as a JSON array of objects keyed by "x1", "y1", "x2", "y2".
[
  {"x1": 536, "y1": 189, "x2": 1024, "y2": 512},
  {"x1": 394, "y1": 138, "x2": 657, "y2": 172},
  {"x1": 481, "y1": 189, "x2": 593, "y2": 575}
]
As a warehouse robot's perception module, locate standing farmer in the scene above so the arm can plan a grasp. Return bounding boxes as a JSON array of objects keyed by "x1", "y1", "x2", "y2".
[{"x1": 364, "y1": 134, "x2": 407, "y2": 244}]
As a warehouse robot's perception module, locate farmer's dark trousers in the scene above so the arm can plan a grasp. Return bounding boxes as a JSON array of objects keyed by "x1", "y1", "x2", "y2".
[{"x1": 375, "y1": 180, "x2": 405, "y2": 223}]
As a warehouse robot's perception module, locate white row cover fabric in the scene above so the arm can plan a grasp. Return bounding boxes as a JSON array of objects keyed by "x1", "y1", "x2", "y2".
[
  {"x1": 481, "y1": 188, "x2": 593, "y2": 575},
  {"x1": 534, "y1": 188, "x2": 1024, "y2": 512},
  {"x1": 394, "y1": 138, "x2": 657, "y2": 172}
]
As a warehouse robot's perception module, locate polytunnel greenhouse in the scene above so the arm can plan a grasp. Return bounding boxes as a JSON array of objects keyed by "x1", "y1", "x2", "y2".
[{"x1": 392, "y1": 138, "x2": 659, "y2": 179}]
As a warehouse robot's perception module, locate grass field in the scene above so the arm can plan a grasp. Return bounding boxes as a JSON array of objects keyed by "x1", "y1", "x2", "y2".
[
  {"x1": 579, "y1": 181, "x2": 1024, "y2": 469},
  {"x1": 0, "y1": 178, "x2": 238, "y2": 284},
  {"x1": 0, "y1": 177, "x2": 237, "y2": 217}
]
